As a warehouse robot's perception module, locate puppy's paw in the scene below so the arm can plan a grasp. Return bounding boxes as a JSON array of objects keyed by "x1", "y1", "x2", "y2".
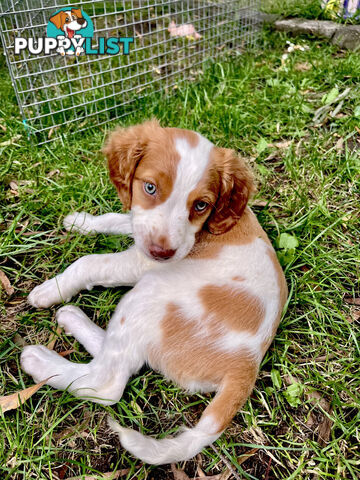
[
  {"x1": 56, "y1": 305, "x2": 88, "y2": 335},
  {"x1": 21, "y1": 345, "x2": 65, "y2": 386},
  {"x1": 63, "y1": 212, "x2": 96, "y2": 235},
  {"x1": 28, "y1": 277, "x2": 71, "y2": 309}
]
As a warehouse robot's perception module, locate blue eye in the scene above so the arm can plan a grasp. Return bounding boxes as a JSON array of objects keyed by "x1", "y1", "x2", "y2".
[
  {"x1": 194, "y1": 201, "x2": 208, "y2": 212},
  {"x1": 144, "y1": 182, "x2": 156, "y2": 196}
]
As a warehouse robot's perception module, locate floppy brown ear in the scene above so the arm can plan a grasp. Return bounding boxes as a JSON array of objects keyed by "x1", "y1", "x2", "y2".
[
  {"x1": 207, "y1": 147, "x2": 255, "y2": 235},
  {"x1": 102, "y1": 120, "x2": 160, "y2": 211},
  {"x1": 49, "y1": 11, "x2": 65, "y2": 30},
  {"x1": 71, "y1": 8, "x2": 82, "y2": 18}
]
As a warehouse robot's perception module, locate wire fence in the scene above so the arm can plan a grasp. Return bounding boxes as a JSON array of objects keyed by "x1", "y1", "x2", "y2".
[{"x1": 0, "y1": 1, "x2": 261, "y2": 144}]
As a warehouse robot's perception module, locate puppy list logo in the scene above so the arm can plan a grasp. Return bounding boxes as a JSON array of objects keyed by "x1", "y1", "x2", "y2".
[{"x1": 14, "y1": 7, "x2": 133, "y2": 57}]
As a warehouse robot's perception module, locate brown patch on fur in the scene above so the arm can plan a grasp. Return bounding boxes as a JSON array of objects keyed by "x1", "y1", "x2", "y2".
[
  {"x1": 49, "y1": 8, "x2": 84, "y2": 31},
  {"x1": 199, "y1": 285, "x2": 265, "y2": 335},
  {"x1": 148, "y1": 303, "x2": 257, "y2": 387},
  {"x1": 103, "y1": 120, "x2": 200, "y2": 211},
  {"x1": 202, "y1": 373, "x2": 256, "y2": 432},
  {"x1": 232, "y1": 275, "x2": 245, "y2": 282},
  {"x1": 147, "y1": 303, "x2": 258, "y2": 434},
  {"x1": 49, "y1": 10, "x2": 68, "y2": 30},
  {"x1": 120, "y1": 316, "x2": 125, "y2": 325},
  {"x1": 165, "y1": 127, "x2": 199, "y2": 148},
  {"x1": 187, "y1": 208, "x2": 271, "y2": 260}
]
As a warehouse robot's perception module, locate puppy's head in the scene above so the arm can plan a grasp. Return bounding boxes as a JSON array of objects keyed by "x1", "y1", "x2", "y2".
[
  {"x1": 50, "y1": 8, "x2": 87, "y2": 37},
  {"x1": 103, "y1": 120, "x2": 254, "y2": 262}
]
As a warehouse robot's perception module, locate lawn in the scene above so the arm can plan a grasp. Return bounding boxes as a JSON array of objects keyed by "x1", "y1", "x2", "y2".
[{"x1": 0, "y1": 21, "x2": 359, "y2": 480}]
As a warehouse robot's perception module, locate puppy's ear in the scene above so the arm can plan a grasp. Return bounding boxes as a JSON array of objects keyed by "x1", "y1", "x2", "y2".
[
  {"x1": 71, "y1": 8, "x2": 82, "y2": 18},
  {"x1": 49, "y1": 11, "x2": 65, "y2": 30},
  {"x1": 207, "y1": 147, "x2": 255, "y2": 235},
  {"x1": 102, "y1": 120, "x2": 160, "y2": 211}
]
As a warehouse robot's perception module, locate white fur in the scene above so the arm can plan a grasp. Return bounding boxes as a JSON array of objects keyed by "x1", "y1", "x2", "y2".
[
  {"x1": 22, "y1": 135, "x2": 283, "y2": 464},
  {"x1": 132, "y1": 134, "x2": 213, "y2": 261},
  {"x1": 108, "y1": 414, "x2": 220, "y2": 465}
]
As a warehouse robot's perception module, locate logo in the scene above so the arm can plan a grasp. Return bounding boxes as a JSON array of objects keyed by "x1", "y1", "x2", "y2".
[{"x1": 14, "y1": 6, "x2": 133, "y2": 56}]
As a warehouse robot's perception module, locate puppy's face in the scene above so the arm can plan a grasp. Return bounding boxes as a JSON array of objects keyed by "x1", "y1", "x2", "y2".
[
  {"x1": 50, "y1": 9, "x2": 87, "y2": 38},
  {"x1": 103, "y1": 121, "x2": 254, "y2": 262}
]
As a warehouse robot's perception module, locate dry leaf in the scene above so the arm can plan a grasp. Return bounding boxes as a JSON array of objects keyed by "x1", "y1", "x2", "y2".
[
  {"x1": 344, "y1": 297, "x2": 360, "y2": 306},
  {"x1": 47, "y1": 169, "x2": 60, "y2": 178},
  {"x1": 0, "y1": 378, "x2": 51, "y2": 413},
  {"x1": 9, "y1": 180, "x2": 18, "y2": 191},
  {"x1": 335, "y1": 137, "x2": 344, "y2": 153},
  {"x1": 47, "y1": 326, "x2": 62, "y2": 350},
  {"x1": 0, "y1": 124, "x2": 7, "y2": 132},
  {"x1": 171, "y1": 464, "x2": 190, "y2": 480},
  {"x1": 294, "y1": 62, "x2": 311, "y2": 71},
  {"x1": 271, "y1": 140, "x2": 293, "y2": 149},
  {"x1": 238, "y1": 447, "x2": 259, "y2": 465},
  {"x1": 0, "y1": 135, "x2": 22, "y2": 146},
  {"x1": 66, "y1": 469, "x2": 131, "y2": 480},
  {"x1": 58, "y1": 348, "x2": 76, "y2": 357},
  {"x1": 347, "y1": 307, "x2": 360, "y2": 323},
  {"x1": 13, "y1": 334, "x2": 28, "y2": 348},
  {"x1": 0, "y1": 270, "x2": 14, "y2": 296}
]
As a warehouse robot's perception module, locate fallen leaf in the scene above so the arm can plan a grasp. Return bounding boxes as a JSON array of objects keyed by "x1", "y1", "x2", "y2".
[
  {"x1": 344, "y1": 297, "x2": 360, "y2": 306},
  {"x1": 47, "y1": 169, "x2": 60, "y2": 178},
  {"x1": 0, "y1": 124, "x2": 7, "y2": 132},
  {"x1": 0, "y1": 135, "x2": 22, "y2": 146},
  {"x1": 347, "y1": 307, "x2": 360, "y2": 323},
  {"x1": 238, "y1": 448, "x2": 259, "y2": 465},
  {"x1": 9, "y1": 180, "x2": 18, "y2": 191},
  {"x1": 13, "y1": 334, "x2": 28, "y2": 348},
  {"x1": 66, "y1": 469, "x2": 131, "y2": 480},
  {"x1": 47, "y1": 326, "x2": 62, "y2": 350},
  {"x1": 58, "y1": 349, "x2": 76, "y2": 357},
  {"x1": 0, "y1": 270, "x2": 14, "y2": 296},
  {"x1": 0, "y1": 378, "x2": 51, "y2": 413},
  {"x1": 294, "y1": 62, "x2": 311, "y2": 71},
  {"x1": 171, "y1": 464, "x2": 190, "y2": 480},
  {"x1": 335, "y1": 137, "x2": 344, "y2": 153}
]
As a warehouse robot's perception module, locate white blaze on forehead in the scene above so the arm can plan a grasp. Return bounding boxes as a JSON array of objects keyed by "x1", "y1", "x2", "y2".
[
  {"x1": 131, "y1": 132, "x2": 214, "y2": 259},
  {"x1": 167, "y1": 134, "x2": 213, "y2": 211}
]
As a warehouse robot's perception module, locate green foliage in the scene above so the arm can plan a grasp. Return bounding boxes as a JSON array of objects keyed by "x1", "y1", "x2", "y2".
[{"x1": 0, "y1": 23, "x2": 359, "y2": 480}]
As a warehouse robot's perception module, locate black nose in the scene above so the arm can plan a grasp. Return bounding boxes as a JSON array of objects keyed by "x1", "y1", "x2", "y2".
[
  {"x1": 149, "y1": 244, "x2": 176, "y2": 260},
  {"x1": 77, "y1": 17, "x2": 86, "y2": 25}
]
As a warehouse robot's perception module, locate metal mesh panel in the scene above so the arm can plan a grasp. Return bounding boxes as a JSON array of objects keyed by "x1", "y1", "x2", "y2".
[{"x1": 0, "y1": 1, "x2": 261, "y2": 144}]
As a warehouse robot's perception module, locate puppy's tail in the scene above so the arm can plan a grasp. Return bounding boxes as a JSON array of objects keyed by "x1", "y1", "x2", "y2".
[{"x1": 108, "y1": 375, "x2": 254, "y2": 465}]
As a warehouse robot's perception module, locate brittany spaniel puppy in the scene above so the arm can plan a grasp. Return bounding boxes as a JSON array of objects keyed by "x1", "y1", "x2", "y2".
[{"x1": 21, "y1": 120, "x2": 287, "y2": 465}]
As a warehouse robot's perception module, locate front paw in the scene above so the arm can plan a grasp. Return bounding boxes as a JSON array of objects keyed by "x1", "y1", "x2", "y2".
[
  {"x1": 21, "y1": 345, "x2": 66, "y2": 386},
  {"x1": 28, "y1": 277, "x2": 71, "y2": 308},
  {"x1": 63, "y1": 212, "x2": 96, "y2": 235}
]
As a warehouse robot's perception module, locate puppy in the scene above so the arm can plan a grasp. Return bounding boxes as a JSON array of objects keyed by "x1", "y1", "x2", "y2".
[
  {"x1": 21, "y1": 120, "x2": 287, "y2": 465},
  {"x1": 49, "y1": 8, "x2": 87, "y2": 56}
]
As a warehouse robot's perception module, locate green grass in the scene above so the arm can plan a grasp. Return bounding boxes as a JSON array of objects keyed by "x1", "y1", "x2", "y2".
[
  {"x1": 1, "y1": 25, "x2": 360, "y2": 480},
  {"x1": 262, "y1": 0, "x2": 360, "y2": 23}
]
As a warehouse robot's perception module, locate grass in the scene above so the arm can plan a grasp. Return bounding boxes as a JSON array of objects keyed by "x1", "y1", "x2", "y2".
[
  {"x1": 262, "y1": 0, "x2": 360, "y2": 23},
  {"x1": 1, "y1": 23, "x2": 360, "y2": 480}
]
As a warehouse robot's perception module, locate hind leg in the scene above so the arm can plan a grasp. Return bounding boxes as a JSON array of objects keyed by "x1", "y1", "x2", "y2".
[
  {"x1": 56, "y1": 305, "x2": 105, "y2": 357},
  {"x1": 21, "y1": 294, "x2": 148, "y2": 405}
]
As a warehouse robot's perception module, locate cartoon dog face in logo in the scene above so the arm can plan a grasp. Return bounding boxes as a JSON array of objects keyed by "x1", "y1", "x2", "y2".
[{"x1": 49, "y1": 8, "x2": 87, "y2": 39}]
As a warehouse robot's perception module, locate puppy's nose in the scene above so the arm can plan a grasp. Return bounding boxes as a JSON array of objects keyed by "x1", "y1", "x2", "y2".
[
  {"x1": 149, "y1": 244, "x2": 176, "y2": 260},
  {"x1": 77, "y1": 17, "x2": 86, "y2": 25}
]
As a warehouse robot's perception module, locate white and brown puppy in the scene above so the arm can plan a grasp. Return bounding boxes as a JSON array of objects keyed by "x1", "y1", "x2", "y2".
[
  {"x1": 50, "y1": 8, "x2": 87, "y2": 56},
  {"x1": 21, "y1": 120, "x2": 287, "y2": 465}
]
